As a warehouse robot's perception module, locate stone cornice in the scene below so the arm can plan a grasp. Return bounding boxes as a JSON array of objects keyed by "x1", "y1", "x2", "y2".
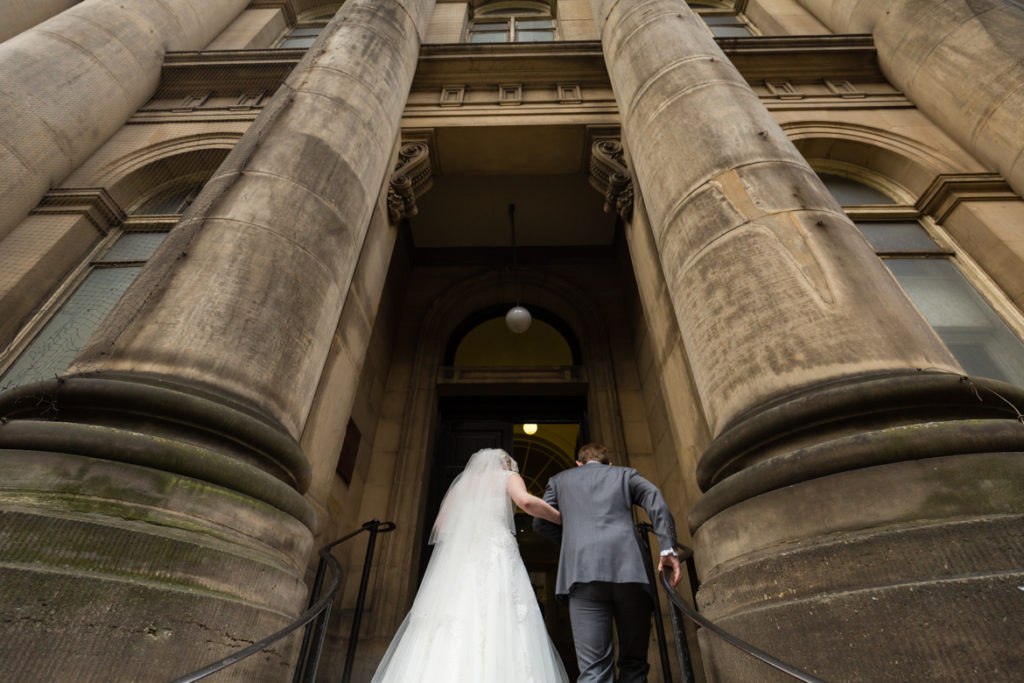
[
  {"x1": 156, "y1": 49, "x2": 306, "y2": 98},
  {"x1": 415, "y1": 42, "x2": 609, "y2": 88},
  {"x1": 917, "y1": 173, "x2": 1019, "y2": 223},
  {"x1": 722, "y1": 34, "x2": 881, "y2": 83},
  {"x1": 154, "y1": 35, "x2": 881, "y2": 98},
  {"x1": 248, "y1": 0, "x2": 297, "y2": 24},
  {"x1": 32, "y1": 188, "x2": 125, "y2": 235}
]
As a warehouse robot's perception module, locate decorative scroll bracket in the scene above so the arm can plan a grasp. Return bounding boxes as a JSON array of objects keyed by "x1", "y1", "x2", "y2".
[
  {"x1": 387, "y1": 141, "x2": 433, "y2": 224},
  {"x1": 588, "y1": 138, "x2": 634, "y2": 221}
]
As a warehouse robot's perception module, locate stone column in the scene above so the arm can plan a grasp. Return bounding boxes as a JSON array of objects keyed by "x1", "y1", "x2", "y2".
[
  {"x1": 592, "y1": 0, "x2": 1024, "y2": 679},
  {"x1": 0, "y1": 0, "x2": 79, "y2": 43},
  {"x1": 796, "y1": 0, "x2": 1024, "y2": 200},
  {"x1": 0, "y1": 0, "x2": 436, "y2": 680},
  {"x1": 0, "y1": 0, "x2": 249, "y2": 239}
]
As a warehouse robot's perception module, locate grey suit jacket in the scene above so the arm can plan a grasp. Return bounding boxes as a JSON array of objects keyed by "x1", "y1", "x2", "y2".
[{"x1": 533, "y1": 462, "x2": 677, "y2": 598}]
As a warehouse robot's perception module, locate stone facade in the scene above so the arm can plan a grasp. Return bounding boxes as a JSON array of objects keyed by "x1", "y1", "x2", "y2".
[{"x1": 0, "y1": 1, "x2": 1022, "y2": 681}]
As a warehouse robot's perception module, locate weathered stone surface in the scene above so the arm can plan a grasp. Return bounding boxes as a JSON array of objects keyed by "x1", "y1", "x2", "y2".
[
  {"x1": 797, "y1": 0, "x2": 1024, "y2": 200},
  {"x1": 73, "y1": 0, "x2": 437, "y2": 439},
  {"x1": 0, "y1": 0, "x2": 249, "y2": 239},
  {"x1": 694, "y1": 454, "x2": 1024, "y2": 682},
  {"x1": 0, "y1": 449, "x2": 311, "y2": 682},
  {"x1": 591, "y1": 0, "x2": 957, "y2": 435},
  {"x1": 0, "y1": 0, "x2": 79, "y2": 43},
  {"x1": 592, "y1": 2, "x2": 1024, "y2": 681}
]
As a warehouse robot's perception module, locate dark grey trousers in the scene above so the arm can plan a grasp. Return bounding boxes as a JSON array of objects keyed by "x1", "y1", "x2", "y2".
[{"x1": 568, "y1": 582, "x2": 653, "y2": 683}]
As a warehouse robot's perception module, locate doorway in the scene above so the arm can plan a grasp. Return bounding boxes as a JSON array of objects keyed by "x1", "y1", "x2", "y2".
[{"x1": 424, "y1": 395, "x2": 586, "y2": 678}]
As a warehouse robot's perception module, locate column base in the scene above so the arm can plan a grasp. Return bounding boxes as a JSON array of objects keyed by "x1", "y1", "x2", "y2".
[
  {"x1": 689, "y1": 371, "x2": 1024, "y2": 681},
  {"x1": 0, "y1": 374, "x2": 316, "y2": 681}
]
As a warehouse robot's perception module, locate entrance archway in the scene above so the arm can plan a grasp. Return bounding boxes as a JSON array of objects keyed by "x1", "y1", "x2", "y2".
[
  {"x1": 370, "y1": 269, "x2": 628, "y2": 677},
  {"x1": 423, "y1": 306, "x2": 585, "y2": 673}
]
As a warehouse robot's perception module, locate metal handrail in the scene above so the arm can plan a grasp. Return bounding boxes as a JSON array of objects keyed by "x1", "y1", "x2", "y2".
[
  {"x1": 638, "y1": 524, "x2": 826, "y2": 683},
  {"x1": 169, "y1": 519, "x2": 395, "y2": 683}
]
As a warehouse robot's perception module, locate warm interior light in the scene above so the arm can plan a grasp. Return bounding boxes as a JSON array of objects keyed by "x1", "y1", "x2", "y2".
[{"x1": 523, "y1": 423, "x2": 538, "y2": 435}]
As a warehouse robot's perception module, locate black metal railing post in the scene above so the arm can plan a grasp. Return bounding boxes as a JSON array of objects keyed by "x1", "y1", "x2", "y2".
[
  {"x1": 341, "y1": 519, "x2": 393, "y2": 683},
  {"x1": 292, "y1": 547, "x2": 333, "y2": 683},
  {"x1": 637, "y1": 523, "x2": 692, "y2": 683}
]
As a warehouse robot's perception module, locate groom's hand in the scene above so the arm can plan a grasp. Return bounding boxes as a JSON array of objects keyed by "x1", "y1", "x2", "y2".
[{"x1": 658, "y1": 553, "x2": 682, "y2": 588}]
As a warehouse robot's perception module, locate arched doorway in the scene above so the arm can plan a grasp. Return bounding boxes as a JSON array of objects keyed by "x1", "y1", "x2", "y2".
[{"x1": 423, "y1": 305, "x2": 584, "y2": 675}]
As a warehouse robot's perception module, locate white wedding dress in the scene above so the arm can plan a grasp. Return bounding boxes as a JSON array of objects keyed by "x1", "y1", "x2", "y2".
[{"x1": 372, "y1": 449, "x2": 569, "y2": 682}]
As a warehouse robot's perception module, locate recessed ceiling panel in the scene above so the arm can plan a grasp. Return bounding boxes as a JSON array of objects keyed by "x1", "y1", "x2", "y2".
[
  {"x1": 411, "y1": 174, "x2": 615, "y2": 247},
  {"x1": 435, "y1": 125, "x2": 587, "y2": 175}
]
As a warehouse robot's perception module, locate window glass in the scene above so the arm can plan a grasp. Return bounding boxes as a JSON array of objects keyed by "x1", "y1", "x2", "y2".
[
  {"x1": 470, "y1": 30, "x2": 509, "y2": 43},
  {"x1": 819, "y1": 173, "x2": 896, "y2": 205},
  {"x1": 821, "y1": 167, "x2": 1024, "y2": 389},
  {"x1": 885, "y1": 259, "x2": 1024, "y2": 386},
  {"x1": 518, "y1": 29, "x2": 555, "y2": 41},
  {"x1": 100, "y1": 232, "x2": 168, "y2": 262},
  {"x1": 1, "y1": 176, "x2": 205, "y2": 391},
  {"x1": 708, "y1": 24, "x2": 752, "y2": 37},
  {"x1": 134, "y1": 184, "x2": 200, "y2": 215},
  {"x1": 280, "y1": 26, "x2": 322, "y2": 48},
  {"x1": 855, "y1": 222, "x2": 944, "y2": 252},
  {"x1": 453, "y1": 318, "x2": 572, "y2": 367},
  {"x1": 1, "y1": 267, "x2": 143, "y2": 390}
]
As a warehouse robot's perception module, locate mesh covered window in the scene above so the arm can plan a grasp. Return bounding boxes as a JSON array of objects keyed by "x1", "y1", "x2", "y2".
[
  {"x1": 1, "y1": 178, "x2": 206, "y2": 390},
  {"x1": 1, "y1": 266, "x2": 144, "y2": 390}
]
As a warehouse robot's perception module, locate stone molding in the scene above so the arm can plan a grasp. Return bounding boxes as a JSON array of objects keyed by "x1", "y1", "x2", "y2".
[
  {"x1": 157, "y1": 49, "x2": 306, "y2": 99},
  {"x1": 31, "y1": 188, "x2": 125, "y2": 235},
  {"x1": 154, "y1": 36, "x2": 883, "y2": 100},
  {"x1": 691, "y1": 371, "x2": 1024, "y2": 531},
  {"x1": 248, "y1": 0, "x2": 298, "y2": 24},
  {"x1": 916, "y1": 173, "x2": 1019, "y2": 223},
  {"x1": 0, "y1": 374, "x2": 316, "y2": 528},
  {"x1": 588, "y1": 138, "x2": 633, "y2": 221}
]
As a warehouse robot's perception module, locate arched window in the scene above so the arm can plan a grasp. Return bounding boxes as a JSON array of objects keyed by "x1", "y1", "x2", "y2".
[
  {"x1": 469, "y1": 2, "x2": 555, "y2": 43},
  {"x1": 450, "y1": 314, "x2": 575, "y2": 367},
  {"x1": 0, "y1": 176, "x2": 210, "y2": 391},
  {"x1": 818, "y1": 171, "x2": 1024, "y2": 388}
]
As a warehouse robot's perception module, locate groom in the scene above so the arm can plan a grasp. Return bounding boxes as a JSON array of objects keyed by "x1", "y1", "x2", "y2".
[{"x1": 533, "y1": 443, "x2": 681, "y2": 683}]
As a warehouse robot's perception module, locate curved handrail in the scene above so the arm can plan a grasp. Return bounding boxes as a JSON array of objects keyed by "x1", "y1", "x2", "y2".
[
  {"x1": 169, "y1": 519, "x2": 395, "y2": 683},
  {"x1": 657, "y1": 559, "x2": 827, "y2": 683}
]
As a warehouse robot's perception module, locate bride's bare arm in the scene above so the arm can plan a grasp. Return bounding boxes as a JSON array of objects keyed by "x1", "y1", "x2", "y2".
[{"x1": 507, "y1": 473, "x2": 561, "y2": 524}]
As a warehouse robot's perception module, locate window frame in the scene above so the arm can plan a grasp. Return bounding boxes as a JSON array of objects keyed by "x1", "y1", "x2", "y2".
[
  {"x1": 688, "y1": 4, "x2": 757, "y2": 37},
  {"x1": 0, "y1": 179, "x2": 206, "y2": 389},
  {"x1": 839, "y1": 194, "x2": 1024, "y2": 386},
  {"x1": 468, "y1": 2, "x2": 556, "y2": 43}
]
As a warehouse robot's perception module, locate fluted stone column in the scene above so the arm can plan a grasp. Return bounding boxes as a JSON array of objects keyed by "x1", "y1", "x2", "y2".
[
  {"x1": 0, "y1": 0, "x2": 80, "y2": 43},
  {"x1": 0, "y1": 0, "x2": 436, "y2": 680},
  {"x1": 0, "y1": 0, "x2": 249, "y2": 239},
  {"x1": 796, "y1": 0, "x2": 1024, "y2": 200},
  {"x1": 593, "y1": 0, "x2": 1024, "y2": 679}
]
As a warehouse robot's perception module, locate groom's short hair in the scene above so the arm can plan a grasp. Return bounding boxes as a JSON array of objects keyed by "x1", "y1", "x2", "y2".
[{"x1": 577, "y1": 443, "x2": 611, "y2": 465}]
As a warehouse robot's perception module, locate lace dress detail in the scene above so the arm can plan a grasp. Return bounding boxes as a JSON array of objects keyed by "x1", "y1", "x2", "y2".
[{"x1": 372, "y1": 455, "x2": 568, "y2": 683}]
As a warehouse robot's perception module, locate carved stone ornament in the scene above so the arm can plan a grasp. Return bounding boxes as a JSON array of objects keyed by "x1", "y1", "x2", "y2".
[
  {"x1": 387, "y1": 141, "x2": 433, "y2": 224},
  {"x1": 588, "y1": 138, "x2": 633, "y2": 221}
]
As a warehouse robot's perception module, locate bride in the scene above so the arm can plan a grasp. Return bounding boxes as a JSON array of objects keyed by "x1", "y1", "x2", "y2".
[{"x1": 372, "y1": 448, "x2": 569, "y2": 682}]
